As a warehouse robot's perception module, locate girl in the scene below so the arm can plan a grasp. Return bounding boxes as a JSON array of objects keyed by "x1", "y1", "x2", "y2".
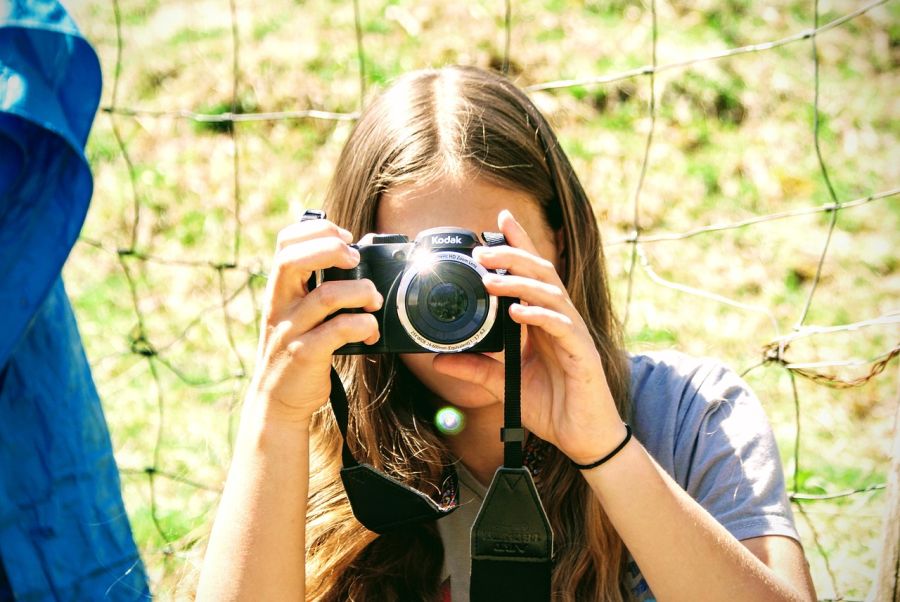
[{"x1": 198, "y1": 65, "x2": 816, "y2": 601}]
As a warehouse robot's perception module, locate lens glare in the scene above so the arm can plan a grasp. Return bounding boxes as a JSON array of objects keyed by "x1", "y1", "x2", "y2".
[
  {"x1": 435, "y1": 406, "x2": 465, "y2": 435},
  {"x1": 427, "y1": 281, "x2": 469, "y2": 322}
]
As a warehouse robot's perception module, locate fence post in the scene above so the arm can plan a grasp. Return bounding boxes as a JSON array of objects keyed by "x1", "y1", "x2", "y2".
[{"x1": 867, "y1": 366, "x2": 900, "y2": 602}]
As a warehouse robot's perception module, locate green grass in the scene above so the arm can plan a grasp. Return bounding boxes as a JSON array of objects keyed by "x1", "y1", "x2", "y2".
[
  {"x1": 170, "y1": 27, "x2": 228, "y2": 46},
  {"x1": 627, "y1": 326, "x2": 679, "y2": 346},
  {"x1": 63, "y1": 0, "x2": 900, "y2": 599}
]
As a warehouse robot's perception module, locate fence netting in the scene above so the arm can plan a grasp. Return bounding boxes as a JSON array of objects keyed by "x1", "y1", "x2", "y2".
[{"x1": 65, "y1": 0, "x2": 898, "y2": 599}]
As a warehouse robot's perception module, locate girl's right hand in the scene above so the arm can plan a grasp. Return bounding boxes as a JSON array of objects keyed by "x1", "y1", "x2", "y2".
[{"x1": 246, "y1": 218, "x2": 383, "y2": 427}]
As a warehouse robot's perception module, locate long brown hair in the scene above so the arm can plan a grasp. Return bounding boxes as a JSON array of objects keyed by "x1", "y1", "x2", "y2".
[{"x1": 306, "y1": 65, "x2": 633, "y2": 601}]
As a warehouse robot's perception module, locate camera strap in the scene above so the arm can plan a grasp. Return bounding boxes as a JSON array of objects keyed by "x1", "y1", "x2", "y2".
[
  {"x1": 469, "y1": 296, "x2": 554, "y2": 602},
  {"x1": 328, "y1": 367, "x2": 461, "y2": 534},
  {"x1": 326, "y1": 308, "x2": 554, "y2": 598}
]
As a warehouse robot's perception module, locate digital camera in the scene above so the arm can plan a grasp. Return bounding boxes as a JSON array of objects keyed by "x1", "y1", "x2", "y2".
[{"x1": 313, "y1": 227, "x2": 507, "y2": 354}]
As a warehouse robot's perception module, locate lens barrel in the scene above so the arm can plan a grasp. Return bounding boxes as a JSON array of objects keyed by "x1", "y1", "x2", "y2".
[{"x1": 397, "y1": 251, "x2": 498, "y2": 352}]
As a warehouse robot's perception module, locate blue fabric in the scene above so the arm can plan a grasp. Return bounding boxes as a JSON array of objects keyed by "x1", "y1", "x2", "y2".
[{"x1": 0, "y1": 1, "x2": 150, "y2": 599}]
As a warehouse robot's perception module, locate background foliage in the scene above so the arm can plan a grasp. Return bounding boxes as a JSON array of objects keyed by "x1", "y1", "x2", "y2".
[{"x1": 63, "y1": 0, "x2": 898, "y2": 599}]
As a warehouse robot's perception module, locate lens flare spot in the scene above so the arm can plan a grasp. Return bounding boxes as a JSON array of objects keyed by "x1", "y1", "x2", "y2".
[
  {"x1": 411, "y1": 249, "x2": 436, "y2": 275},
  {"x1": 434, "y1": 406, "x2": 465, "y2": 435}
]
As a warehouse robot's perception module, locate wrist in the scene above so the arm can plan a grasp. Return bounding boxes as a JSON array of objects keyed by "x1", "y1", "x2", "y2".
[
  {"x1": 232, "y1": 408, "x2": 312, "y2": 471},
  {"x1": 242, "y1": 382, "x2": 324, "y2": 429},
  {"x1": 240, "y1": 391, "x2": 317, "y2": 436},
  {"x1": 567, "y1": 422, "x2": 631, "y2": 468}
]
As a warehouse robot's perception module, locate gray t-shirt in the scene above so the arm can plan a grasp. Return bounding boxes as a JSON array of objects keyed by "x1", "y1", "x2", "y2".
[{"x1": 436, "y1": 350, "x2": 799, "y2": 601}]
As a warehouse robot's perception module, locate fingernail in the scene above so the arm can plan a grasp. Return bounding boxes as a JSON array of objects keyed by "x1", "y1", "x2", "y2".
[
  {"x1": 500, "y1": 209, "x2": 518, "y2": 226},
  {"x1": 349, "y1": 246, "x2": 360, "y2": 261}
]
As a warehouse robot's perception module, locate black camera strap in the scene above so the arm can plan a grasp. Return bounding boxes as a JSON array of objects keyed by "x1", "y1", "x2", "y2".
[
  {"x1": 469, "y1": 295, "x2": 554, "y2": 602},
  {"x1": 326, "y1": 307, "x2": 553, "y2": 598},
  {"x1": 328, "y1": 367, "x2": 461, "y2": 534}
]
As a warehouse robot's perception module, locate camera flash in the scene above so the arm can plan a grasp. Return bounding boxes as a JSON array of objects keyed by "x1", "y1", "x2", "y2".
[{"x1": 434, "y1": 406, "x2": 465, "y2": 435}]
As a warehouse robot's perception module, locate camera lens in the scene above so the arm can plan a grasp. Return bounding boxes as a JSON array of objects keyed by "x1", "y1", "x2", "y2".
[
  {"x1": 406, "y1": 264, "x2": 485, "y2": 343},
  {"x1": 427, "y1": 282, "x2": 469, "y2": 322},
  {"x1": 397, "y1": 251, "x2": 498, "y2": 352}
]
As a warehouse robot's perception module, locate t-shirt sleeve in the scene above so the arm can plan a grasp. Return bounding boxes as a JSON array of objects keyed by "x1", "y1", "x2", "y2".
[{"x1": 671, "y1": 359, "x2": 799, "y2": 542}]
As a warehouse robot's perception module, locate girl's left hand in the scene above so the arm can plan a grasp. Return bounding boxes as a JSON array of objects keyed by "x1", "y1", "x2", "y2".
[{"x1": 431, "y1": 209, "x2": 627, "y2": 464}]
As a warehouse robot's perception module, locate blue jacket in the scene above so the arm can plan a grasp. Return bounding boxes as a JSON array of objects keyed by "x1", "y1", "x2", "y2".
[{"x1": 0, "y1": 1, "x2": 150, "y2": 599}]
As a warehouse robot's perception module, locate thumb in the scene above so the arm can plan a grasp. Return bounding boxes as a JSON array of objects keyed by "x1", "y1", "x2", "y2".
[{"x1": 432, "y1": 353, "x2": 505, "y2": 399}]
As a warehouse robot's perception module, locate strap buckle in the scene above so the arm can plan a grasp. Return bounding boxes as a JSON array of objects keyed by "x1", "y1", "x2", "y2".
[{"x1": 500, "y1": 427, "x2": 525, "y2": 443}]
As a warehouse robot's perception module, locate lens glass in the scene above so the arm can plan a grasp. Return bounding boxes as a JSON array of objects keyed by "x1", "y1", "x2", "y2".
[
  {"x1": 404, "y1": 258, "x2": 489, "y2": 345},
  {"x1": 427, "y1": 282, "x2": 469, "y2": 322}
]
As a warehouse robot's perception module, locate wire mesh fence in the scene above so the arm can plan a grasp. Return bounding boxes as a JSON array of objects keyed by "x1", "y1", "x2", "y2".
[{"x1": 65, "y1": 0, "x2": 898, "y2": 599}]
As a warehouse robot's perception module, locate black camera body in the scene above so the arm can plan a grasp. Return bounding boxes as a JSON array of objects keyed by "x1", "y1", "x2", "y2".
[{"x1": 312, "y1": 226, "x2": 506, "y2": 355}]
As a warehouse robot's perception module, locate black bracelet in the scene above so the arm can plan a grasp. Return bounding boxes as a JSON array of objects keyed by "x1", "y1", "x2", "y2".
[{"x1": 570, "y1": 424, "x2": 633, "y2": 470}]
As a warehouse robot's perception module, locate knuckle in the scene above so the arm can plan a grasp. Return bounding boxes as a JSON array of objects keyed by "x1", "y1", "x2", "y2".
[
  {"x1": 327, "y1": 222, "x2": 345, "y2": 238},
  {"x1": 316, "y1": 223, "x2": 338, "y2": 241},
  {"x1": 314, "y1": 284, "x2": 338, "y2": 310},
  {"x1": 341, "y1": 314, "x2": 374, "y2": 338},
  {"x1": 263, "y1": 311, "x2": 280, "y2": 332},
  {"x1": 335, "y1": 316, "x2": 359, "y2": 339},
  {"x1": 270, "y1": 253, "x2": 300, "y2": 286},
  {"x1": 285, "y1": 338, "x2": 307, "y2": 359},
  {"x1": 323, "y1": 236, "x2": 344, "y2": 252},
  {"x1": 322, "y1": 238, "x2": 351, "y2": 262},
  {"x1": 269, "y1": 319, "x2": 294, "y2": 344}
]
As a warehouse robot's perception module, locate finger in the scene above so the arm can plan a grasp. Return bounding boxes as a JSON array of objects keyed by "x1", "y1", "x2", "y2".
[
  {"x1": 267, "y1": 237, "x2": 360, "y2": 312},
  {"x1": 473, "y1": 244, "x2": 561, "y2": 285},
  {"x1": 276, "y1": 279, "x2": 383, "y2": 335},
  {"x1": 497, "y1": 209, "x2": 541, "y2": 256},
  {"x1": 289, "y1": 313, "x2": 380, "y2": 359},
  {"x1": 507, "y1": 303, "x2": 587, "y2": 361},
  {"x1": 432, "y1": 352, "x2": 504, "y2": 399},
  {"x1": 483, "y1": 273, "x2": 579, "y2": 322},
  {"x1": 276, "y1": 218, "x2": 353, "y2": 251}
]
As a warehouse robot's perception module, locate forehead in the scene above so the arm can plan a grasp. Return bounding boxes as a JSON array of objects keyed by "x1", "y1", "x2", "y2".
[{"x1": 375, "y1": 177, "x2": 547, "y2": 241}]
